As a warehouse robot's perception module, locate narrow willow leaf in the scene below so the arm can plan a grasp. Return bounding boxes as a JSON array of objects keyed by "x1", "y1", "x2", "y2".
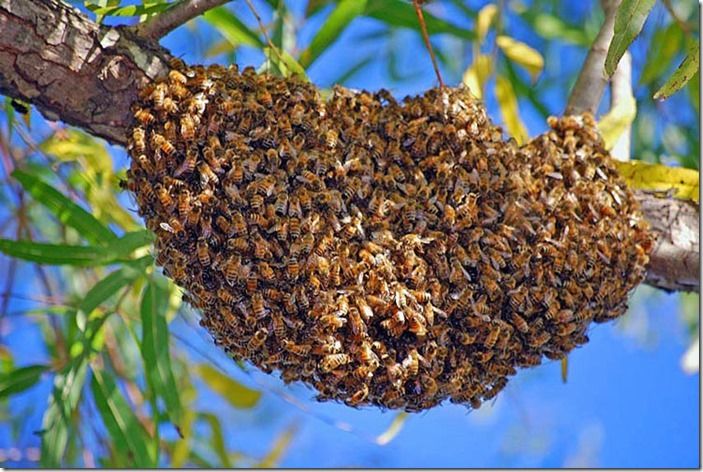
[
  {"x1": 300, "y1": 0, "x2": 368, "y2": 68},
  {"x1": 203, "y1": 7, "x2": 264, "y2": 49},
  {"x1": 79, "y1": 258, "x2": 149, "y2": 317},
  {"x1": 40, "y1": 129, "x2": 112, "y2": 174},
  {"x1": 140, "y1": 278, "x2": 182, "y2": 426},
  {"x1": 476, "y1": 4, "x2": 497, "y2": 44},
  {"x1": 199, "y1": 413, "x2": 232, "y2": 467},
  {"x1": 90, "y1": 369, "x2": 155, "y2": 467},
  {"x1": 598, "y1": 93, "x2": 637, "y2": 151},
  {"x1": 106, "y1": 230, "x2": 154, "y2": 260},
  {"x1": 364, "y1": 0, "x2": 475, "y2": 40},
  {"x1": 495, "y1": 75, "x2": 528, "y2": 145},
  {"x1": 40, "y1": 360, "x2": 88, "y2": 467},
  {"x1": 496, "y1": 35, "x2": 544, "y2": 82},
  {"x1": 561, "y1": 356, "x2": 569, "y2": 383},
  {"x1": 376, "y1": 412, "x2": 408, "y2": 445},
  {"x1": 613, "y1": 160, "x2": 699, "y2": 203},
  {"x1": 0, "y1": 240, "x2": 106, "y2": 266},
  {"x1": 653, "y1": 39, "x2": 700, "y2": 100},
  {"x1": 196, "y1": 364, "x2": 261, "y2": 409},
  {"x1": 265, "y1": 48, "x2": 309, "y2": 79},
  {"x1": 462, "y1": 54, "x2": 493, "y2": 99},
  {"x1": 521, "y1": 12, "x2": 592, "y2": 46},
  {"x1": 12, "y1": 169, "x2": 117, "y2": 246},
  {"x1": 256, "y1": 424, "x2": 297, "y2": 467},
  {"x1": 0, "y1": 364, "x2": 49, "y2": 398},
  {"x1": 85, "y1": 1, "x2": 173, "y2": 17},
  {"x1": 605, "y1": 0, "x2": 656, "y2": 76}
]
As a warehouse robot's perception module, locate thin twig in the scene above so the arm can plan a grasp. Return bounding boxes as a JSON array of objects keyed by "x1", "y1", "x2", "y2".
[
  {"x1": 609, "y1": 51, "x2": 633, "y2": 161},
  {"x1": 565, "y1": 0, "x2": 622, "y2": 115},
  {"x1": 242, "y1": 0, "x2": 287, "y2": 71},
  {"x1": 133, "y1": 0, "x2": 233, "y2": 41},
  {"x1": 413, "y1": 0, "x2": 444, "y2": 88}
]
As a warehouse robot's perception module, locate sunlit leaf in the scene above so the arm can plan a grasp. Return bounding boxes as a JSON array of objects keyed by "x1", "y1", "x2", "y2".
[
  {"x1": 462, "y1": 54, "x2": 492, "y2": 99},
  {"x1": 521, "y1": 11, "x2": 592, "y2": 46},
  {"x1": 0, "y1": 364, "x2": 49, "y2": 398},
  {"x1": 300, "y1": 0, "x2": 367, "y2": 68},
  {"x1": 78, "y1": 257, "x2": 150, "y2": 318},
  {"x1": 0, "y1": 240, "x2": 107, "y2": 266},
  {"x1": 90, "y1": 368, "x2": 155, "y2": 467},
  {"x1": 613, "y1": 160, "x2": 699, "y2": 203},
  {"x1": 375, "y1": 412, "x2": 408, "y2": 445},
  {"x1": 496, "y1": 35, "x2": 544, "y2": 82},
  {"x1": 364, "y1": 0, "x2": 475, "y2": 40},
  {"x1": 203, "y1": 6, "x2": 264, "y2": 48},
  {"x1": 12, "y1": 168, "x2": 117, "y2": 246},
  {"x1": 196, "y1": 364, "x2": 261, "y2": 409},
  {"x1": 40, "y1": 129, "x2": 111, "y2": 174},
  {"x1": 476, "y1": 4, "x2": 497, "y2": 43},
  {"x1": 605, "y1": 0, "x2": 656, "y2": 76},
  {"x1": 653, "y1": 39, "x2": 700, "y2": 101},
  {"x1": 105, "y1": 230, "x2": 154, "y2": 260},
  {"x1": 495, "y1": 75, "x2": 528, "y2": 145},
  {"x1": 688, "y1": 71, "x2": 700, "y2": 113},
  {"x1": 598, "y1": 90, "x2": 636, "y2": 152},
  {"x1": 199, "y1": 413, "x2": 232, "y2": 467},
  {"x1": 256, "y1": 424, "x2": 297, "y2": 467},
  {"x1": 140, "y1": 277, "x2": 182, "y2": 426},
  {"x1": 40, "y1": 360, "x2": 88, "y2": 467},
  {"x1": 85, "y1": 1, "x2": 173, "y2": 17},
  {"x1": 504, "y1": 59, "x2": 550, "y2": 119}
]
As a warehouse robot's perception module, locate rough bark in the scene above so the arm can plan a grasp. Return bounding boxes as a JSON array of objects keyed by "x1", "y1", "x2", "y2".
[
  {"x1": 0, "y1": 0, "x2": 172, "y2": 145},
  {"x1": 0, "y1": 0, "x2": 699, "y2": 292}
]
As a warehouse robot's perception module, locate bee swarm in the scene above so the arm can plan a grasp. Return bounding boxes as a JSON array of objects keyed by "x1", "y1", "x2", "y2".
[{"x1": 126, "y1": 62, "x2": 652, "y2": 411}]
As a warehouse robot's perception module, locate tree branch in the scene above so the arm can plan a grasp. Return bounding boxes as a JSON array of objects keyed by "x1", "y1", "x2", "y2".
[
  {"x1": 0, "y1": 0, "x2": 172, "y2": 145},
  {"x1": 0, "y1": 0, "x2": 698, "y2": 293},
  {"x1": 609, "y1": 51, "x2": 632, "y2": 160},
  {"x1": 565, "y1": 0, "x2": 622, "y2": 115},
  {"x1": 133, "y1": 0, "x2": 232, "y2": 41}
]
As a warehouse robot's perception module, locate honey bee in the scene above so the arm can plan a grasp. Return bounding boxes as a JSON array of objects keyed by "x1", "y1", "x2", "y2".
[
  {"x1": 131, "y1": 127, "x2": 146, "y2": 152},
  {"x1": 155, "y1": 184, "x2": 174, "y2": 210},
  {"x1": 528, "y1": 332, "x2": 551, "y2": 348},
  {"x1": 247, "y1": 327, "x2": 268, "y2": 351},
  {"x1": 168, "y1": 69, "x2": 188, "y2": 85},
  {"x1": 271, "y1": 313, "x2": 286, "y2": 338},
  {"x1": 217, "y1": 287, "x2": 237, "y2": 305},
  {"x1": 198, "y1": 162, "x2": 219, "y2": 186},
  {"x1": 180, "y1": 114, "x2": 195, "y2": 140},
  {"x1": 282, "y1": 339, "x2": 311, "y2": 356},
  {"x1": 196, "y1": 237, "x2": 210, "y2": 266},
  {"x1": 511, "y1": 313, "x2": 529, "y2": 333},
  {"x1": 346, "y1": 384, "x2": 369, "y2": 407},
  {"x1": 251, "y1": 292, "x2": 266, "y2": 318},
  {"x1": 483, "y1": 324, "x2": 501, "y2": 349},
  {"x1": 320, "y1": 353, "x2": 351, "y2": 372},
  {"x1": 246, "y1": 270, "x2": 258, "y2": 293},
  {"x1": 285, "y1": 256, "x2": 300, "y2": 281},
  {"x1": 402, "y1": 349, "x2": 420, "y2": 377},
  {"x1": 222, "y1": 256, "x2": 241, "y2": 286},
  {"x1": 134, "y1": 108, "x2": 155, "y2": 125}
]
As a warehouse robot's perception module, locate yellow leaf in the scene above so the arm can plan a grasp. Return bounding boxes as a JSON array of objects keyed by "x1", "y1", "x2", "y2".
[
  {"x1": 496, "y1": 35, "x2": 544, "y2": 82},
  {"x1": 613, "y1": 160, "x2": 699, "y2": 203},
  {"x1": 40, "y1": 129, "x2": 112, "y2": 174},
  {"x1": 462, "y1": 54, "x2": 493, "y2": 99},
  {"x1": 598, "y1": 93, "x2": 636, "y2": 152},
  {"x1": 476, "y1": 4, "x2": 498, "y2": 44},
  {"x1": 560, "y1": 356, "x2": 568, "y2": 383},
  {"x1": 196, "y1": 363, "x2": 262, "y2": 409},
  {"x1": 495, "y1": 75, "x2": 528, "y2": 145},
  {"x1": 376, "y1": 412, "x2": 408, "y2": 445}
]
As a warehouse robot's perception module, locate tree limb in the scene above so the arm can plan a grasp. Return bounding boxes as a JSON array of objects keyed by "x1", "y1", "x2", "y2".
[
  {"x1": 0, "y1": 0, "x2": 172, "y2": 145},
  {"x1": 565, "y1": 0, "x2": 622, "y2": 115},
  {"x1": 0, "y1": 0, "x2": 698, "y2": 293},
  {"x1": 133, "y1": 0, "x2": 232, "y2": 41}
]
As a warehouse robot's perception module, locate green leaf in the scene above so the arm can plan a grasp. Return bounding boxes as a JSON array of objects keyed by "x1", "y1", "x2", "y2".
[
  {"x1": 79, "y1": 258, "x2": 149, "y2": 317},
  {"x1": 265, "y1": 48, "x2": 309, "y2": 79},
  {"x1": 106, "y1": 230, "x2": 155, "y2": 260},
  {"x1": 40, "y1": 360, "x2": 88, "y2": 467},
  {"x1": 364, "y1": 0, "x2": 474, "y2": 39},
  {"x1": 0, "y1": 364, "x2": 49, "y2": 398},
  {"x1": 196, "y1": 363, "x2": 261, "y2": 409},
  {"x1": 520, "y1": 11, "x2": 592, "y2": 46},
  {"x1": 203, "y1": 6, "x2": 264, "y2": 49},
  {"x1": 300, "y1": 0, "x2": 368, "y2": 68},
  {"x1": 90, "y1": 369, "x2": 155, "y2": 467},
  {"x1": 12, "y1": 168, "x2": 117, "y2": 246},
  {"x1": 605, "y1": 0, "x2": 656, "y2": 76},
  {"x1": 85, "y1": 1, "x2": 173, "y2": 17},
  {"x1": 199, "y1": 413, "x2": 232, "y2": 467},
  {"x1": 653, "y1": 39, "x2": 700, "y2": 100},
  {"x1": 140, "y1": 278, "x2": 182, "y2": 426},
  {"x1": 0, "y1": 240, "x2": 106, "y2": 266}
]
